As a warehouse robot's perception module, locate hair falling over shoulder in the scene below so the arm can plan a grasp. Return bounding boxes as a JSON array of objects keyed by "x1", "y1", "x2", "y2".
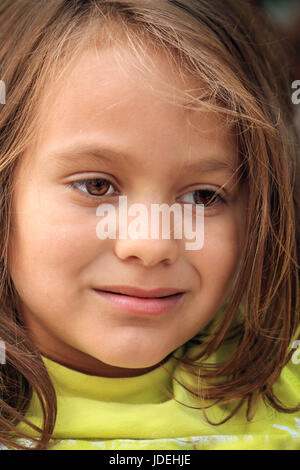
[{"x1": 0, "y1": 0, "x2": 299, "y2": 450}]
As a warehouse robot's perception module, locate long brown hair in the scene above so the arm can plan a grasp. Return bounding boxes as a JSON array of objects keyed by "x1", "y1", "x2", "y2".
[{"x1": 0, "y1": 0, "x2": 299, "y2": 450}]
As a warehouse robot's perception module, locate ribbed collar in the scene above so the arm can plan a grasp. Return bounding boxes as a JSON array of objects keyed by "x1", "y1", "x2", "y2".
[{"x1": 40, "y1": 346, "x2": 185, "y2": 404}]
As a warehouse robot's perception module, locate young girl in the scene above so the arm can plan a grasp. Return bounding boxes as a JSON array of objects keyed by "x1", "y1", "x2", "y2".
[{"x1": 0, "y1": 0, "x2": 299, "y2": 451}]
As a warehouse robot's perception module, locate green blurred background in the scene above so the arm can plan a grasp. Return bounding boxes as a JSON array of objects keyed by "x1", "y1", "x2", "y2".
[
  {"x1": 250, "y1": 0, "x2": 300, "y2": 78},
  {"x1": 250, "y1": 0, "x2": 300, "y2": 129}
]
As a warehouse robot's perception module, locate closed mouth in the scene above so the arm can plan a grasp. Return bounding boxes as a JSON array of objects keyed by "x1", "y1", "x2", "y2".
[{"x1": 103, "y1": 290, "x2": 180, "y2": 299}]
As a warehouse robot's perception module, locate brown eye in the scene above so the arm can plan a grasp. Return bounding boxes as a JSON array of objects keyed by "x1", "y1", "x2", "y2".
[
  {"x1": 85, "y1": 179, "x2": 111, "y2": 196},
  {"x1": 70, "y1": 178, "x2": 117, "y2": 200},
  {"x1": 193, "y1": 190, "x2": 222, "y2": 206},
  {"x1": 180, "y1": 189, "x2": 226, "y2": 208}
]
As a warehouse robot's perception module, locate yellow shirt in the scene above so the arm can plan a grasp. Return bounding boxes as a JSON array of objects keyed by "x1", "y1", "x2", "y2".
[{"x1": 11, "y1": 339, "x2": 300, "y2": 450}]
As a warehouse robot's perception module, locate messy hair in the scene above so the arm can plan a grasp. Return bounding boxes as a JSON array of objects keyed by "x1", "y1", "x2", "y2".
[{"x1": 0, "y1": 0, "x2": 299, "y2": 450}]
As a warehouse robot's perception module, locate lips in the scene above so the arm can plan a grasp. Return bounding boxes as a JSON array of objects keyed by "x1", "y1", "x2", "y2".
[
  {"x1": 93, "y1": 286, "x2": 185, "y2": 316},
  {"x1": 94, "y1": 285, "x2": 185, "y2": 298}
]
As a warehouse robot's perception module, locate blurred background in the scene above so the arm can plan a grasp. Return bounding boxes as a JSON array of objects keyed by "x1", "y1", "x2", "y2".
[{"x1": 249, "y1": 0, "x2": 300, "y2": 131}]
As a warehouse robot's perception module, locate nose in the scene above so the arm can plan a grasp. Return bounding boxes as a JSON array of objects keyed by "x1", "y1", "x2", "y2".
[
  {"x1": 114, "y1": 238, "x2": 179, "y2": 267},
  {"x1": 110, "y1": 196, "x2": 181, "y2": 267}
]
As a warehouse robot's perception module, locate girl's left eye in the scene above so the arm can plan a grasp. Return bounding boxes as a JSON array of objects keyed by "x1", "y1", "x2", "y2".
[{"x1": 179, "y1": 188, "x2": 226, "y2": 208}]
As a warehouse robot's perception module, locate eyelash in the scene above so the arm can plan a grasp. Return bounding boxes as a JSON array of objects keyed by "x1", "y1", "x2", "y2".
[{"x1": 67, "y1": 177, "x2": 227, "y2": 208}]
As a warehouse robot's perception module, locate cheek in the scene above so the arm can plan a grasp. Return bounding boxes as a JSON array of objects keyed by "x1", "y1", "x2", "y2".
[
  {"x1": 188, "y1": 214, "x2": 243, "y2": 290},
  {"x1": 8, "y1": 186, "x2": 103, "y2": 294}
]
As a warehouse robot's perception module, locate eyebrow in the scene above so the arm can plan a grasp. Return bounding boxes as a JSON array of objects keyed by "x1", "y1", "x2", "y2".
[{"x1": 47, "y1": 143, "x2": 236, "y2": 174}]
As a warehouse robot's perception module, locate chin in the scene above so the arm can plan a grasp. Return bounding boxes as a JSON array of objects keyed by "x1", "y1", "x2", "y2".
[
  {"x1": 94, "y1": 352, "x2": 165, "y2": 371},
  {"x1": 90, "y1": 343, "x2": 169, "y2": 369}
]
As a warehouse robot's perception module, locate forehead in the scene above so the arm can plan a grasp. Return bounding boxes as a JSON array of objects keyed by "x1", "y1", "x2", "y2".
[
  {"x1": 41, "y1": 37, "x2": 199, "y2": 107},
  {"x1": 33, "y1": 41, "x2": 238, "y2": 170}
]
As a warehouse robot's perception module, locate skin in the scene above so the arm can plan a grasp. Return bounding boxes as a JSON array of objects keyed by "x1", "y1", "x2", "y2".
[{"x1": 8, "y1": 41, "x2": 247, "y2": 377}]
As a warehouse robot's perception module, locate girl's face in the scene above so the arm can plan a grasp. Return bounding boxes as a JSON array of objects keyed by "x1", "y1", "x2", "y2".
[{"x1": 8, "y1": 43, "x2": 247, "y2": 377}]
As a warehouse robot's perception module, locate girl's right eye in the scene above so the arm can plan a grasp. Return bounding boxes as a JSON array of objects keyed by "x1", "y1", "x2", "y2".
[{"x1": 68, "y1": 178, "x2": 118, "y2": 201}]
